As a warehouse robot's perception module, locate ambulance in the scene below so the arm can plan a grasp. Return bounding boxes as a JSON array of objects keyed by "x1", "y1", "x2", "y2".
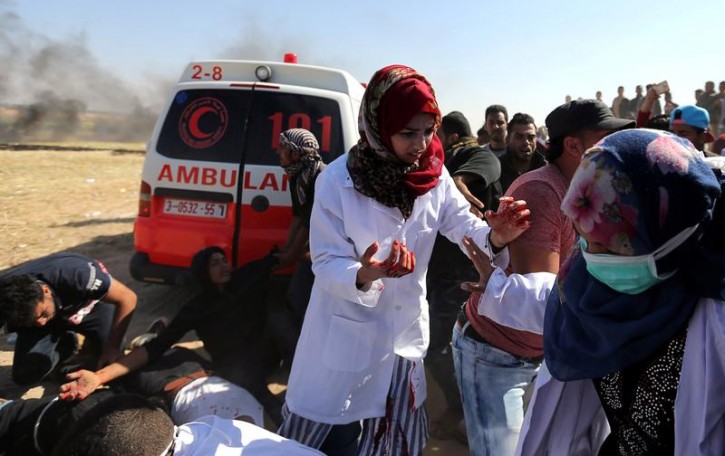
[{"x1": 130, "y1": 55, "x2": 365, "y2": 284}]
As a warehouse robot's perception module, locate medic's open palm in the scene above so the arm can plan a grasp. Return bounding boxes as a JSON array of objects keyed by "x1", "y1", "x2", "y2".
[{"x1": 357, "y1": 240, "x2": 416, "y2": 285}]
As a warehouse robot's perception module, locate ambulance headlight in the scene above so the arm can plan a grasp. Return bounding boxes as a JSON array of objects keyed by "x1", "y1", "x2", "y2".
[{"x1": 255, "y1": 65, "x2": 272, "y2": 82}]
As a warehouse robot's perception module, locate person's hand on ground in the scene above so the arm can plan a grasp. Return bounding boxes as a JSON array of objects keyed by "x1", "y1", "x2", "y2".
[{"x1": 59, "y1": 370, "x2": 101, "y2": 401}]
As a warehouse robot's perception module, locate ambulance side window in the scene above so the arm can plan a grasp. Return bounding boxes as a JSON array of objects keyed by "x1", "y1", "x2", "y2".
[
  {"x1": 156, "y1": 90, "x2": 249, "y2": 163},
  {"x1": 245, "y1": 92, "x2": 344, "y2": 165}
]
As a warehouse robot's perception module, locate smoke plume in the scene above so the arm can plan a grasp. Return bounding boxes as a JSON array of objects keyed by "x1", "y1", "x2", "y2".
[{"x1": 0, "y1": 1, "x2": 161, "y2": 142}]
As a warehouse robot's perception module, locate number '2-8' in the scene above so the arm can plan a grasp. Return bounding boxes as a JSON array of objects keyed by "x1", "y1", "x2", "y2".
[{"x1": 191, "y1": 65, "x2": 223, "y2": 81}]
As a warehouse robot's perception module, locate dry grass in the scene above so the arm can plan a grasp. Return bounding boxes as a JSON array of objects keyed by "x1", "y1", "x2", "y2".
[{"x1": 0, "y1": 148, "x2": 144, "y2": 270}]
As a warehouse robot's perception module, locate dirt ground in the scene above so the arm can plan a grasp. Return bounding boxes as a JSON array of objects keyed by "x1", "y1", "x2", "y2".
[{"x1": 0, "y1": 145, "x2": 468, "y2": 454}]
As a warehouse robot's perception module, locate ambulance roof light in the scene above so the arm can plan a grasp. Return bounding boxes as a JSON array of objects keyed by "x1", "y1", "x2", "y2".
[
  {"x1": 283, "y1": 53, "x2": 298, "y2": 64},
  {"x1": 255, "y1": 65, "x2": 272, "y2": 82}
]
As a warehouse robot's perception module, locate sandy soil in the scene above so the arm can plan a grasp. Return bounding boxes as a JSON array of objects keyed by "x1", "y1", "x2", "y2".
[{"x1": 0, "y1": 146, "x2": 468, "y2": 454}]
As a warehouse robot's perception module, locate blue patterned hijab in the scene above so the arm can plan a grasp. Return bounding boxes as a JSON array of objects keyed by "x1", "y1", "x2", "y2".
[{"x1": 544, "y1": 129, "x2": 725, "y2": 381}]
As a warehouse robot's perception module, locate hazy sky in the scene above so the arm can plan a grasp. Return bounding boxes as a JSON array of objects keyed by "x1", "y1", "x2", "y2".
[{"x1": 7, "y1": 0, "x2": 725, "y2": 130}]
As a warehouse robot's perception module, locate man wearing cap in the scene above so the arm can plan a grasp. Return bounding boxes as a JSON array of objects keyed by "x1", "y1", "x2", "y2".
[
  {"x1": 427, "y1": 110, "x2": 502, "y2": 441},
  {"x1": 452, "y1": 99, "x2": 634, "y2": 455},
  {"x1": 669, "y1": 105, "x2": 716, "y2": 154}
]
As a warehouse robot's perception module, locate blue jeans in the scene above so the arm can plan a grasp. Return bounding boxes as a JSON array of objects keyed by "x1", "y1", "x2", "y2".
[{"x1": 451, "y1": 323, "x2": 539, "y2": 456}]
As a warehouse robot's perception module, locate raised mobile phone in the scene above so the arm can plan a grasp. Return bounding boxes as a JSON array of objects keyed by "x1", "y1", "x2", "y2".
[{"x1": 653, "y1": 80, "x2": 670, "y2": 95}]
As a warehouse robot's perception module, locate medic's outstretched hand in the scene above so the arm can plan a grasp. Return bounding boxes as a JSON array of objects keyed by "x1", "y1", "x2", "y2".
[{"x1": 484, "y1": 197, "x2": 531, "y2": 249}]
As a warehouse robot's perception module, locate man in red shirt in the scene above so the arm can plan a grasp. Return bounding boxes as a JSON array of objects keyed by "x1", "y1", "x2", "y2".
[{"x1": 452, "y1": 100, "x2": 633, "y2": 455}]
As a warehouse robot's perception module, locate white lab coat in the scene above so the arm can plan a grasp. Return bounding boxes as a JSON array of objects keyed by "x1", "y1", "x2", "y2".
[
  {"x1": 285, "y1": 155, "x2": 507, "y2": 424},
  {"x1": 516, "y1": 297, "x2": 725, "y2": 455}
]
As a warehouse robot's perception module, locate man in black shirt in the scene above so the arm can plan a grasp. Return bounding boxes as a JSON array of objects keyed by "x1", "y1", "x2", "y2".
[
  {"x1": 426, "y1": 111, "x2": 502, "y2": 441},
  {"x1": 0, "y1": 253, "x2": 137, "y2": 385}
]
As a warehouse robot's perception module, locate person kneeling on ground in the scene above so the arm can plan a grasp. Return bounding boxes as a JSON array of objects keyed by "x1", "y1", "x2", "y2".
[
  {"x1": 0, "y1": 253, "x2": 136, "y2": 385},
  {"x1": 58, "y1": 247, "x2": 284, "y2": 425}
]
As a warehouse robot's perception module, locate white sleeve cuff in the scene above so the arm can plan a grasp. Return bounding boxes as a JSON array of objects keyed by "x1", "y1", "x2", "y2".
[{"x1": 476, "y1": 269, "x2": 557, "y2": 334}]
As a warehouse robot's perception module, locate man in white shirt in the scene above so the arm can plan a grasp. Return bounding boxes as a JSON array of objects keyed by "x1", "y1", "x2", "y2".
[{"x1": 51, "y1": 393, "x2": 324, "y2": 456}]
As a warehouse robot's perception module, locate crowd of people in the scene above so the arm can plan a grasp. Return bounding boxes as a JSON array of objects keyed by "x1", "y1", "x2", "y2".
[
  {"x1": 1, "y1": 66, "x2": 724, "y2": 455},
  {"x1": 571, "y1": 80, "x2": 725, "y2": 140}
]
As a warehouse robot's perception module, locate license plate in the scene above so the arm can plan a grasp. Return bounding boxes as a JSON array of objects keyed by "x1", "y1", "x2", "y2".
[{"x1": 163, "y1": 199, "x2": 227, "y2": 218}]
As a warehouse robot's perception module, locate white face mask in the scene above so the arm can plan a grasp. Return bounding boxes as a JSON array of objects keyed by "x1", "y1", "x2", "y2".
[{"x1": 580, "y1": 223, "x2": 700, "y2": 294}]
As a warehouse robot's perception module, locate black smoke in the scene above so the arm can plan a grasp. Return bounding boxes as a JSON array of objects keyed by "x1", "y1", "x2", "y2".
[{"x1": 0, "y1": 1, "x2": 163, "y2": 142}]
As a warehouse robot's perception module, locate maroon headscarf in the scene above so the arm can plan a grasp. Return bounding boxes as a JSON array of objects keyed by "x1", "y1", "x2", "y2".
[{"x1": 347, "y1": 65, "x2": 444, "y2": 217}]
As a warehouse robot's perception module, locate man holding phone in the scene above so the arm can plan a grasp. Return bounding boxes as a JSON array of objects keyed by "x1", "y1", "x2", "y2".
[
  {"x1": 635, "y1": 81, "x2": 669, "y2": 127},
  {"x1": 636, "y1": 81, "x2": 717, "y2": 154}
]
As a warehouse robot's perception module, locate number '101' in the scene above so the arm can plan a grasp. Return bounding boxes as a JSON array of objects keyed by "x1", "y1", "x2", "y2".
[{"x1": 268, "y1": 112, "x2": 332, "y2": 152}]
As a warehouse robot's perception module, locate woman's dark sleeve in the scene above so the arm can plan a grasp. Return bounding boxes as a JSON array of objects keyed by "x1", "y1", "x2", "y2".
[{"x1": 142, "y1": 301, "x2": 198, "y2": 360}]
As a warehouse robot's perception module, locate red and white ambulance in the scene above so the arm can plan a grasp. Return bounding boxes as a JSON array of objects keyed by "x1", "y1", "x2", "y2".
[{"x1": 130, "y1": 55, "x2": 365, "y2": 284}]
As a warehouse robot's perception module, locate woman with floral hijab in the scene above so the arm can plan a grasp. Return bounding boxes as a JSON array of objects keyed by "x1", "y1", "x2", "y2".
[
  {"x1": 516, "y1": 128, "x2": 725, "y2": 455},
  {"x1": 277, "y1": 65, "x2": 531, "y2": 455}
]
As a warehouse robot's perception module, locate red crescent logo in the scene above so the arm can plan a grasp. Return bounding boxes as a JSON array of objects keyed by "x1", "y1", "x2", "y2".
[
  {"x1": 188, "y1": 106, "x2": 216, "y2": 139},
  {"x1": 179, "y1": 97, "x2": 228, "y2": 149}
]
